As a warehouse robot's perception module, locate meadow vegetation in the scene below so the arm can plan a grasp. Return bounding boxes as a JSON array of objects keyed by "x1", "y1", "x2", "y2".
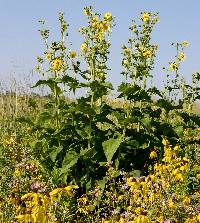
[{"x1": 0, "y1": 6, "x2": 200, "y2": 223}]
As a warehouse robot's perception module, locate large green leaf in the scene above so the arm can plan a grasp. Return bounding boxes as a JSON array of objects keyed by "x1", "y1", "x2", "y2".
[
  {"x1": 49, "y1": 145, "x2": 63, "y2": 162},
  {"x1": 61, "y1": 150, "x2": 79, "y2": 173},
  {"x1": 102, "y1": 134, "x2": 123, "y2": 161}
]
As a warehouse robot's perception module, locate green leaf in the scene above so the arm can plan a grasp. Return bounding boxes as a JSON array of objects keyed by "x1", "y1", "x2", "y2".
[
  {"x1": 32, "y1": 79, "x2": 62, "y2": 95},
  {"x1": 97, "y1": 177, "x2": 106, "y2": 191},
  {"x1": 49, "y1": 145, "x2": 63, "y2": 162},
  {"x1": 61, "y1": 150, "x2": 79, "y2": 173},
  {"x1": 102, "y1": 134, "x2": 123, "y2": 161},
  {"x1": 130, "y1": 169, "x2": 141, "y2": 177},
  {"x1": 174, "y1": 126, "x2": 184, "y2": 137}
]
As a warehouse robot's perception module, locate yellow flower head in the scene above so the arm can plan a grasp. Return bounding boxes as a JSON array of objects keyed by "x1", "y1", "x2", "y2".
[
  {"x1": 70, "y1": 51, "x2": 77, "y2": 59},
  {"x1": 182, "y1": 40, "x2": 189, "y2": 46},
  {"x1": 142, "y1": 13, "x2": 150, "y2": 23},
  {"x1": 142, "y1": 49, "x2": 152, "y2": 58},
  {"x1": 170, "y1": 62, "x2": 178, "y2": 71},
  {"x1": 104, "y1": 12, "x2": 112, "y2": 21},
  {"x1": 15, "y1": 168, "x2": 21, "y2": 177},
  {"x1": 91, "y1": 17, "x2": 99, "y2": 28},
  {"x1": 3, "y1": 137, "x2": 15, "y2": 146},
  {"x1": 183, "y1": 196, "x2": 191, "y2": 205},
  {"x1": 83, "y1": 8, "x2": 90, "y2": 16},
  {"x1": 133, "y1": 215, "x2": 149, "y2": 223},
  {"x1": 124, "y1": 47, "x2": 131, "y2": 55},
  {"x1": 53, "y1": 58, "x2": 62, "y2": 71},
  {"x1": 168, "y1": 198, "x2": 174, "y2": 208},
  {"x1": 49, "y1": 188, "x2": 63, "y2": 197},
  {"x1": 162, "y1": 138, "x2": 170, "y2": 147},
  {"x1": 178, "y1": 52, "x2": 186, "y2": 61},
  {"x1": 174, "y1": 173, "x2": 184, "y2": 182},
  {"x1": 46, "y1": 53, "x2": 52, "y2": 61},
  {"x1": 81, "y1": 43, "x2": 88, "y2": 53},
  {"x1": 99, "y1": 21, "x2": 109, "y2": 33},
  {"x1": 150, "y1": 150, "x2": 158, "y2": 159}
]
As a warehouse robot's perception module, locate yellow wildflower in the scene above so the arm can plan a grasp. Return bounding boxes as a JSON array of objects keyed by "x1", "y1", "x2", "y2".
[
  {"x1": 104, "y1": 12, "x2": 112, "y2": 21},
  {"x1": 170, "y1": 62, "x2": 178, "y2": 71},
  {"x1": 4, "y1": 137, "x2": 15, "y2": 146},
  {"x1": 143, "y1": 49, "x2": 152, "y2": 58},
  {"x1": 183, "y1": 196, "x2": 191, "y2": 205},
  {"x1": 174, "y1": 173, "x2": 184, "y2": 182},
  {"x1": 174, "y1": 145, "x2": 179, "y2": 151},
  {"x1": 46, "y1": 53, "x2": 52, "y2": 61},
  {"x1": 15, "y1": 214, "x2": 32, "y2": 222},
  {"x1": 124, "y1": 47, "x2": 131, "y2": 55},
  {"x1": 117, "y1": 195, "x2": 124, "y2": 201},
  {"x1": 168, "y1": 198, "x2": 174, "y2": 208},
  {"x1": 182, "y1": 40, "x2": 189, "y2": 46},
  {"x1": 83, "y1": 8, "x2": 90, "y2": 16},
  {"x1": 99, "y1": 21, "x2": 109, "y2": 32},
  {"x1": 162, "y1": 138, "x2": 170, "y2": 147},
  {"x1": 178, "y1": 52, "x2": 186, "y2": 61},
  {"x1": 64, "y1": 185, "x2": 78, "y2": 197},
  {"x1": 81, "y1": 43, "x2": 88, "y2": 53},
  {"x1": 180, "y1": 165, "x2": 188, "y2": 171},
  {"x1": 70, "y1": 51, "x2": 77, "y2": 59},
  {"x1": 142, "y1": 13, "x2": 150, "y2": 23},
  {"x1": 49, "y1": 188, "x2": 63, "y2": 197},
  {"x1": 132, "y1": 215, "x2": 149, "y2": 223},
  {"x1": 14, "y1": 168, "x2": 21, "y2": 177},
  {"x1": 91, "y1": 17, "x2": 99, "y2": 28},
  {"x1": 53, "y1": 58, "x2": 62, "y2": 71},
  {"x1": 149, "y1": 150, "x2": 158, "y2": 159}
]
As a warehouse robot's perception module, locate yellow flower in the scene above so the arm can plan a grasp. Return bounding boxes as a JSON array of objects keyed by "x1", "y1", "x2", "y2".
[
  {"x1": 172, "y1": 169, "x2": 179, "y2": 176},
  {"x1": 182, "y1": 40, "x2": 189, "y2": 46},
  {"x1": 64, "y1": 185, "x2": 78, "y2": 197},
  {"x1": 81, "y1": 43, "x2": 88, "y2": 53},
  {"x1": 104, "y1": 12, "x2": 112, "y2": 21},
  {"x1": 150, "y1": 150, "x2": 158, "y2": 159},
  {"x1": 124, "y1": 47, "x2": 131, "y2": 55},
  {"x1": 49, "y1": 188, "x2": 63, "y2": 197},
  {"x1": 70, "y1": 51, "x2": 77, "y2": 59},
  {"x1": 21, "y1": 192, "x2": 36, "y2": 200},
  {"x1": 174, "y1": 145, "x2": 179, "y2": 151},
  {"x1": 53, "y1": 58, "x2": 62, "y2": 71},
  {"x1": 127, "y1": 205, "x2": 133, "y2": 211},
  {"x1": 162, "y1": 138, "x2": 169, "y2": 147},
  {"x1": 83, "y1": 8, "x2": 90, "y2": 16},
  {"x1": 46, "y1": 53, "x2": 52, "y2": 61},
  {"x1": 91, "y1": 17, "x2": 99, "y2": 28},
  {"x1": 178, "y1": 52, "x2": 186, "y2": 61},
  {"x1": 117, "y1": 195, "x2": 124, "y2": 201},
  {"x1": 132, "y1": 215, "x2": 149, "y2": 223},
  {"x1": 143, "y1": 49, "x2": 152, "y2": 58},
  {"x1": 183, "y1": 196, "x2": 191, "y2": 205},
  {"x1": 174, "y1": 173, "x2": 184, "y2": 182},
  {"x1": 170, "y1": 62, "x2": 178, "y2": 71},
  {"x1": 4, "y1": 137, "x2": 15, "y2": 146},
  {"x1": 180, "y1": 165, "x2": 188, "y2": 171},
  {"x1": 168, "y1": 198, "x2": 174, "y2": 208},
  {"x1": 15, "y1": 214, "x2": 32, "y2": 222},
  {"x1": 14, "y1": 168, "x2": 21, "y2": 177},
  {"x1": 99, "y1": 21, "x2": 109, "y2": 33},
  {"x1": 119, "y1": 217, "x2": 125, "y2": 223},
  {"x1": 142, "y1": 13, "x2": 150, "y2": 23}
]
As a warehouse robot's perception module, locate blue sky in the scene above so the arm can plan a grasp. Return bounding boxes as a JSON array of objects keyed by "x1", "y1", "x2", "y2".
[{"x1": 1, "y1": 0, "x2": 200, "y2": 88}]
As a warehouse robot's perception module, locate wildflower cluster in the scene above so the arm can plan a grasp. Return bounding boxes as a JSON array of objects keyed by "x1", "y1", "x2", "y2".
[{"x1": 1, "y1": 6, "x2": 200, "y2": 223}]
